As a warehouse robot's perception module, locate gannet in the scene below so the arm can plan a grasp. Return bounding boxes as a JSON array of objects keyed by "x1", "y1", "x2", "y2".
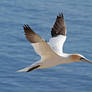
[{"x1": 17, "y1": 13, "x2": 92, "y2": 72}]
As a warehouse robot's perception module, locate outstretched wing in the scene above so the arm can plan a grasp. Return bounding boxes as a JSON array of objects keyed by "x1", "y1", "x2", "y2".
[
  {"x1": 51, "y1": 13, "x2": 66, "y2": 37},
  {"x1": 23, "y1": 25, "x2": 57, "y2": 58},
  {"x1": 48, "y1": 13, "x2": 66, "y2": 56}
]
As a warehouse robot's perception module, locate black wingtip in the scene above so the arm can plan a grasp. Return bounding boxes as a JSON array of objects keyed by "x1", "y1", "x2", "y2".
[
  {"x1": 23, "y1": 24, "x2": 29, "y2": 28},
  {"x1": 57, "y1": 12, "x2": 64, "y2": 18},
  {"x1": 23, "y1": 24, "x2": 32, "y2": 31},
  {"x1": 26, "y1": 65, "x2": 40, "y2": 72},
  {"x1": 51, "y1": 12, "x2": 66, "y2": 37}
]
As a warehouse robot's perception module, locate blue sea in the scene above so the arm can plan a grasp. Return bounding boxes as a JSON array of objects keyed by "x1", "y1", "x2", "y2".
[{"x1": 0, "y1": 0, "x2": 92, "y2": 92}]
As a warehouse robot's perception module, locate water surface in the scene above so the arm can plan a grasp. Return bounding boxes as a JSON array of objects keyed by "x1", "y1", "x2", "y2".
[{"x1": 0, "y1": 0, "x2": 92, "y2": 92}]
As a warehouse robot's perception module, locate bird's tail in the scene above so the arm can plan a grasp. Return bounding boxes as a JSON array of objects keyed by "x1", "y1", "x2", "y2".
[{"x1": 16, "y1": 65, "x2": 40, "y2": 72}]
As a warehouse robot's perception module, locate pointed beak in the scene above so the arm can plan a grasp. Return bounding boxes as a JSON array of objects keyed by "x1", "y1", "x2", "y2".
[{"x1": 80, "y1": 58, "x2": 92, "y2": 64}]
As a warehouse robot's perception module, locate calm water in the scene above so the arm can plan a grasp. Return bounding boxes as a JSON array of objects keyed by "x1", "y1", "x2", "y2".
[{"x1": 0, "y1": 0, "x2": 92, "y2": 92}]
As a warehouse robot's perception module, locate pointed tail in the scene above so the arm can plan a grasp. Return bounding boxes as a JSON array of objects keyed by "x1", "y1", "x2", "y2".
[{"x1": 16, "y1": 65, "x2": 40, "y2": 72}]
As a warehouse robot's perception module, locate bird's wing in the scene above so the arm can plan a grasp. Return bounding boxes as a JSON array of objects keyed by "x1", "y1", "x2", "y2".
[
  {"x1": 51, "y1": 13, "x2": 66, "y2": 37},
  {"x1": 48, "y1": 13, "x2": 66, "y2": 56},
  {"x1": 23, "y1": 25, "x2": 58, "y2": 59}
]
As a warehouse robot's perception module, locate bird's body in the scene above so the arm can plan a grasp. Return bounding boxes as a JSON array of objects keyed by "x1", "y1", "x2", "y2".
[{"x1": 17, "y1": 13, "x2": 92, "y2": 72}]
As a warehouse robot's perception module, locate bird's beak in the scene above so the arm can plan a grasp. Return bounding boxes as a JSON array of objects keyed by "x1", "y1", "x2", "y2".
[{"x1": 80, "y1": 58, "x2": 92, "y2": 64}]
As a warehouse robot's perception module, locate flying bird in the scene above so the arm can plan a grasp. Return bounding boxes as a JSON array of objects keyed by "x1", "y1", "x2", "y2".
[{"x1": 17, "y1": 13, "x2": 92, "y2": 72}]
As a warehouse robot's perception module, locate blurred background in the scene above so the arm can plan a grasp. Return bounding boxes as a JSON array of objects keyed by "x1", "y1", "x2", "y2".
[{"x1": 0, "y1": 0, "x2": 92, "y2": 92}]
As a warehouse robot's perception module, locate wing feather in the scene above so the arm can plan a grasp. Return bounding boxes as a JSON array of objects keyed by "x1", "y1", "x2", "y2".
[
  {"x1": 51, "y1": 13, "x2": 66, "y2": 37},
  {"x1": 23, "y1": 25, "x2": 57, "y2": 58},
  {"x1": 49, "y1": 13, "x2": 66, "y2": 56}
]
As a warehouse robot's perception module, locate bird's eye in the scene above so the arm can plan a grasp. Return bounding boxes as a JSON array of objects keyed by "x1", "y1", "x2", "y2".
[{"x1": 80, "y1": 57, "x2": 84, "y2": 60}]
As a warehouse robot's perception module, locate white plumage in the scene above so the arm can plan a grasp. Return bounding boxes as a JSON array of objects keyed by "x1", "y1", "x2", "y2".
[
  {"x1": 48, "y1": 35, "x2": 66, "y2": 56},
  {"x1": 17, "y1": 13, "x2": 92, "y2": 72}
]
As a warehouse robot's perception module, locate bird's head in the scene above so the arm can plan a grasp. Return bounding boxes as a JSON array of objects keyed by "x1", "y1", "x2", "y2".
[{"x1": 70, "y1": 54, "x2": 92, "y2": 64}]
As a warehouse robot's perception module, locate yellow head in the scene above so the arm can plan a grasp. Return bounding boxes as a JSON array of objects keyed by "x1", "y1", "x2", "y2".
[
  {"x1": 70, "y1": 54, "x2": 92, "y2": 63},
  {"x1": 71, "y1": 54, "x2": 82, "y2": 62}
]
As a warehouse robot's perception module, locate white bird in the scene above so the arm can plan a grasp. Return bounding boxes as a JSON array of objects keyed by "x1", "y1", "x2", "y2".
[{"x1": 17, "y1": 13, "x2": 92, "y2": 72}]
